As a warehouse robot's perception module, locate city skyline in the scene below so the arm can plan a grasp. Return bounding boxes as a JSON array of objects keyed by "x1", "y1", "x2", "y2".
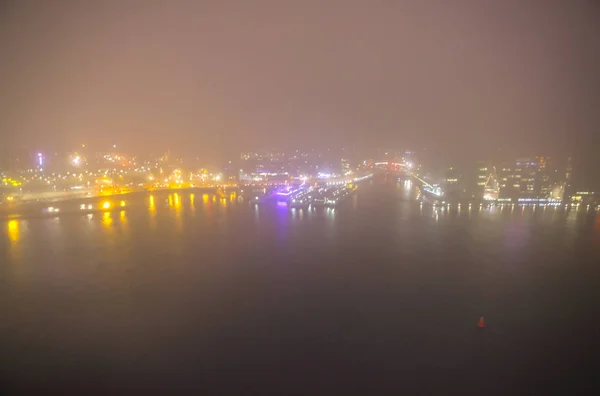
[{"x1": 2, "y1": 143, "x2": 597, "y2": 207}]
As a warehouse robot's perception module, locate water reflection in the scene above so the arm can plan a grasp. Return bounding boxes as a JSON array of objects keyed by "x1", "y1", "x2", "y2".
[
  {"x1": 325, "y1": 207, "x2": 335, "y2": 220},
  {"x1": 148, "y1": 195, "x2": 156, "y2": 230},
  {"x1": 172, "y1": 193, "x2": 183, "y2": 233},
  {"x1": 174, "y1": 193, "x2": 181, "y2": 211},
  {"x1": 275, "y1": 201, "x2": 289, "y2": 239},
  {"x1": 254, "y1": 204, "x2": 260, "y2": 221},
  {"x1": 102, "y1": 211, "x2": 113, "y2": 228},
  {"x1": 190, "y1": 193, "x2": 195, "y2": 211},
  {"x1": 149, "y1": 195, "x2": 156, "y2": 214},
  {"x1": 7, "y1": 219, "x2": 19, "y2": 243}
]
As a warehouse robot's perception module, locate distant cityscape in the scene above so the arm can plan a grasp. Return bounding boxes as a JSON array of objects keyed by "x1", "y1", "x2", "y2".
[{"x1": 0, "y1": 145, "x2": 598, "y2": 209}]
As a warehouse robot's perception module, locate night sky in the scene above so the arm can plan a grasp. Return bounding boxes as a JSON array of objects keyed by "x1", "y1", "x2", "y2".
[{"x1": 1, "y1": 1, "x2": 599, "y2": 166}]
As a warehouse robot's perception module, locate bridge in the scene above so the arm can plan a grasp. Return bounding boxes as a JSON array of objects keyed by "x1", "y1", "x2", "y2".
[{"x1": 373, "y1": 160, "x2": 442, "y2": 196}]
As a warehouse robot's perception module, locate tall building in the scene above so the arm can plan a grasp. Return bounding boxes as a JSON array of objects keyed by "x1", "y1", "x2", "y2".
[
  {"x1": 535, "y1": 156, "x2": 553, "y2": 197},
  {"x1": 475, "y1": 162, "x2": 489, "y2": 199},
  {"x1": 514, "y1": 158, "x2": 537, "y2": 196},
  {"x1": 461, "y1": 161, "x2": 491, "y2": 199},
  {"x1": 498, "y1": 157, "x2": 553, "y2": 199},
  {"x1": 498, "y1": 162, "x2": 518, "y2": 199},
  {"x1": 561, "y1": 156, "x2": 594, "y2": 202},
  {"x1": 443, "y1": 166, "x2": 461, "y2": 199},
  {"x1": 563, "y1": 156, "x2": 576, "y2": 201}
]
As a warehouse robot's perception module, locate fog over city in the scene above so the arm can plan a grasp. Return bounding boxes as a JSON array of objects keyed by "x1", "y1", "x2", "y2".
[
  {"x1": 2, "y1": 2, "x2": 600, "y2": 394},
  {"x1": 1, "y1": 1, "x2": 599, "y2": 170}
]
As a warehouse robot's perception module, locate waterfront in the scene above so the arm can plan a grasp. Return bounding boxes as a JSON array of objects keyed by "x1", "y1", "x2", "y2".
[{"x1": 1, "y1": 175, "x2": 599, "y2": 394}]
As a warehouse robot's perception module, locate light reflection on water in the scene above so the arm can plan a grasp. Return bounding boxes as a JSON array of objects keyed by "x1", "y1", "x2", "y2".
[
  {"x1": 149, "y1": 195, "x2": 156, "y2": 213},
  {"x1": 173, "y1": 193, "x2": 182, "y2": 233},
  {"x1": 3, "y1": 188, "x2": 596, "y2": 251},
  {"x1": 148, "y1": 195, "x2": 156, "y2": 230},
  {"x1": 1, "y1": 181, "x2": 600, "y2": 394},
  {"x1": 102, "y1": 211, "x2": 113, "y2": 229},
  {"x1": 7, "y1": 219, "x2": 20, "y2": 243}
]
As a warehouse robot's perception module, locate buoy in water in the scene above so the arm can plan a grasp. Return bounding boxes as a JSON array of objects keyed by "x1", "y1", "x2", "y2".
[{"x1": 477, "y1": 317, "x2": 485, "y2": 328}]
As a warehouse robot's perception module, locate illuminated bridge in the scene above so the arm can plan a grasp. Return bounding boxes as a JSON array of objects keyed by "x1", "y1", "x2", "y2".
[{"x1": 373, "y1": 160, "x2": 441, "y2": 196}]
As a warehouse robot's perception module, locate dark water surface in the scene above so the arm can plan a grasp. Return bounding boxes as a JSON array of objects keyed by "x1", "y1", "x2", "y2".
[{"x1": 2, "y1": 177, "x2": 600, "y2": 394}]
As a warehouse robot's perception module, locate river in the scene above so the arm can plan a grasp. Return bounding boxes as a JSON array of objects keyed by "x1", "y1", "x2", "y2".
[{"x1": 1, "y1": 175, "x2": 599, "y2": 394}]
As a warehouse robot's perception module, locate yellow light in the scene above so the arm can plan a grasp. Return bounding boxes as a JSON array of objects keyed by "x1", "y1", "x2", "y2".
[
  {"x1": 173, "y1": 193, "x2": 182, "y2": 213},
  {"x1": 7, "y1": 220, "x2": 19, "y2": 242},
  {"x1": 149, "y1": 195, "x2": 156, "y2": 213},
  {"x1": 102, "y1": 201, "x2": 111, "y2": 210},
  {"x1": 120, "y1": 201, "x2": 126, "y2": 207},
  {"x1": 6, "y1": 196, "x2": 14, "y2": 202},
  {"x1": 102, "y1": 211, "x2": 112, "y2": 227}
]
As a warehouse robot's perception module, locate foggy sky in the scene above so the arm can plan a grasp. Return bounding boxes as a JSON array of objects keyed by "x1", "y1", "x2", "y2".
[{"x1": 1, "y1": 0, "x2": 599, "y2": 163}]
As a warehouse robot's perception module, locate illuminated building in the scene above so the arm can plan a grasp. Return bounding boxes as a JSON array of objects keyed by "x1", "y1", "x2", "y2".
[
  {"x1": 561, "y1": 156, "x2": 598, "y2": 203},
  {"x1": 568, "y1": 191, "x2": 599, "y2": 205},
  {"x1": 463, "y1": 161, "x2": 492, "y2": 199},
  {"x1": 36, "y1": 152, "x2": 44, "y2": 169},
  {"x1": 514, "y1": 158, "x2": 537, "y2": 196},
  {"x1": 535, "y1": 156, "x2": 553, "y2": 197},
  {"x1": 443, "y1": 167, "x2": 461, "y2": 199},
  {"x1": 563, "y1": 156, "x2": 577, "y2": 201},
  {"x1": 498, "y1": 163, "x2": 518, "y2": 199},
  {"x1": 498, "y1": 157, "x2": 554, "y2": 199}
]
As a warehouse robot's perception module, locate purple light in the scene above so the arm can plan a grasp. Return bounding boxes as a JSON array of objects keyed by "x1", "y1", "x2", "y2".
[
  {"x1": 275, "y1": 180, "x2": 305, "y2": 196},
  {"x1": 277, "y1": 188, "x2": 301, "y2": 196}
]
